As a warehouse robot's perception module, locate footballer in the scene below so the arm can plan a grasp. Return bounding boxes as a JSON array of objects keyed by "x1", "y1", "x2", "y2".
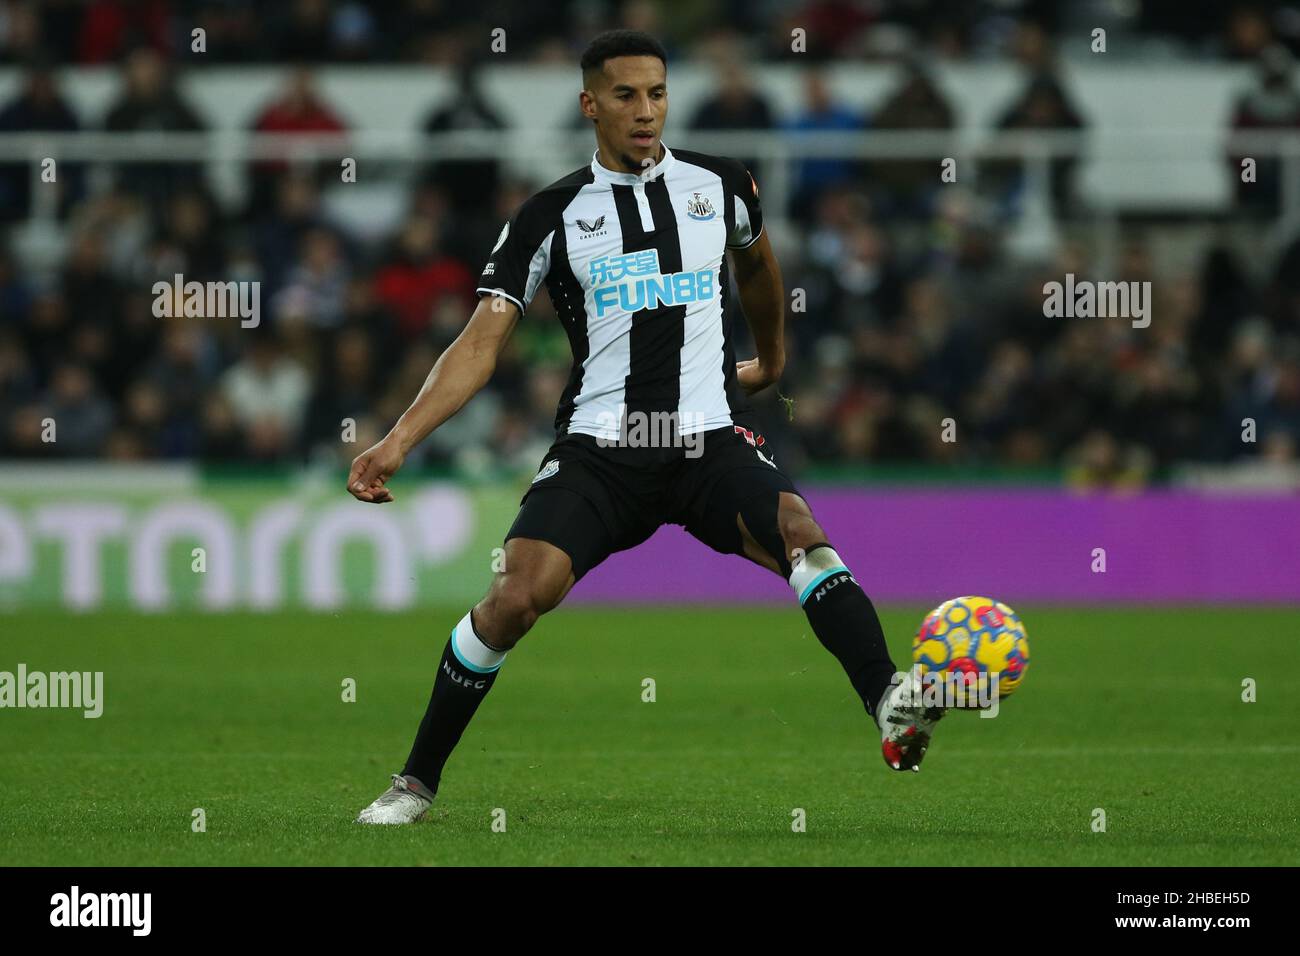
[{"x1": 350, "y1": 30, "x2": 942, "y2": 824}]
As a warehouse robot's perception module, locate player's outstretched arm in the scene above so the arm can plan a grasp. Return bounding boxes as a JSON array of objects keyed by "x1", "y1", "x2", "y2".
[
  {"x1": 347, "y1": 296, "x2": 520, "y2": 503},
  {"x1": 730, "y1": 229, "x2": 786, "y2": 395}
]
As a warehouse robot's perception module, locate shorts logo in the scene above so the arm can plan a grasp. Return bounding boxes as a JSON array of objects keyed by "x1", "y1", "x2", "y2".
[{"x1": 532, "y1": 459, "x2": 560, "y2": 484}]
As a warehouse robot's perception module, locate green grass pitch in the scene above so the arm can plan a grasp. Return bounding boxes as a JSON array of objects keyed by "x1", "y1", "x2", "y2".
[{"x1": 1, "y1": 607, "x2": 1296, "y2": 866}]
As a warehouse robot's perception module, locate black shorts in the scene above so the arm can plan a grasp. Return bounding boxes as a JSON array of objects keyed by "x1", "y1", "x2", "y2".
[{"x1": 505, "y1": 419, "x2": 799, "y2": 581}]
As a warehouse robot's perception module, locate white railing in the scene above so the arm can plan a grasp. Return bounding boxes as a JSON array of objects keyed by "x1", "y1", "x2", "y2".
[{"x1": 4, "y1": 128, "x2": 1299, "y2": 253}]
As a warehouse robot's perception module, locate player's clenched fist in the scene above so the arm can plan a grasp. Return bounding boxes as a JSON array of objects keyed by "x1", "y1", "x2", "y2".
[{"x1": 347, "y1": 437, "x2": 405, "y2": 503}]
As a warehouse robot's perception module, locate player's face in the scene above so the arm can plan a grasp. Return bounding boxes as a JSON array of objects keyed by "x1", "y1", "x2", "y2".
[{"x1": 584, "y1": 56, "x2": 668, "y2": 172}]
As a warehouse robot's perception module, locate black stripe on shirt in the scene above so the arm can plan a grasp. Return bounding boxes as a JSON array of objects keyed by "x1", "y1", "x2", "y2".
[{"x1": 612, "y1": 177, "x2": 687, "y2": 424}]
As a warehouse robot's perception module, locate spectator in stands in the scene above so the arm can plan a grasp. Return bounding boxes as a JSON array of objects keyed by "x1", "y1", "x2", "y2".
[
  {"x1": 274, "y1": 226, "x2": 350, "y2": 330},
  {"x1": 0, "y1": 247, "x2": 31, "y2": 324},
  {"x1": 332, "y1": 3, "x2": 380, "y2": 62},
  {"x1": 1227, "y1": 45, "x2": 1300, "y2": 216},
  {"x1": 254, "y1": 171, "x2": 332, "y2": 298},
  {"x1": 160, "y1": 189, "x2": 226, "y2": 281},
  {"x1": 782, "y1": 68, "x2": 863, "y2": 226},
  {"x1": 0, "y1": 329, "x2": 37, "y2": 454},
  {"x1": 866, "y1": 59, "x2": 956, "y2": 220},
  {"x1": 103, "y1": 47, "x2": 206, "y2": 210},
  {"x1": 689, "y1": 59, "x2": 775, "y2": 180},
  {"x1": 46, "y1": 360, "x2": 115, "y2": 456},
  {"x1": 188, "y1": 1, "x2": 263, "y2": 62},
  {"x1": 194, "y1": 389, "x2": 239, "y2": 459},
  {"x1": 1064, "y1": 429, "x2": 1151, "y2": 489},
  {"x1": 142, "y1": 323, "x2": 216, "y2": 457},
  {"x1": 987, "y1": 69, "x2": 1087, "y2": 216},
  {"x1": 59, "y1": 231, "x2": 135, "y2": 395},
  {"x1": 0, "y1": 61, "x2": 84, "y2": 222},
  {"x1": 77, "y1": 0, "x2": 172, "y2": 63},
  {"x1": 219, "y1": 327, "x2": 310, "y2": 461},
  {"x1": 18, "y1": 287, "x2": 65, "y2": 384},
  {"x1": 421, "y1": 58, "x2": 506, "y2": 217},
  {"x1": 1220, "y1": 320, "x2": 1300, "y2": 458},
  {"x1": 762, "y1": 0, "x2": 874, "y2": 61},
  {"x1": 247, "y1": 67, "x2": 348, "y2": 216},
  {"x1": 827, "y1": 220, "x2": 905, "y2": 333},
  {"x1": 373, "y1": 214, "x2": 474, "y2": 341},
  {"x1": 335, "y1": 275, "x2": 400, "y2": 369},
  {"x1": 266, "y1": 0, "x2": 335, "y2": 64},
  {"x1": 1223, "y1": 4, "x2": 1278, "y2": 61},
  {"x1": 303, "y1": 324, "x2": 378, "y2": 458},
  {"x1": 0, "y1": 1, "x2": 45, "y2": 64},
  {"x1": 4, "y1": 403, "x2": 52, "y2": 456},
  {"x1": 112, "y1": 378, "x2": 166, "y2": 457}
]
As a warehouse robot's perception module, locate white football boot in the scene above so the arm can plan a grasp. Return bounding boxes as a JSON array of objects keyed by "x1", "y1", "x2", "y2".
[
  {"x1": 875, "y1": 669, "x2": 945, "y2": 772},
  {"x1": 355, "y1": 773, "x2": 435, "y2": 824}
]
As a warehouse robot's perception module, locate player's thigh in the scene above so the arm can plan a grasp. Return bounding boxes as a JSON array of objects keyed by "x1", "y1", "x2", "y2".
[
  {"x1": 503, "y1": 484, "x2": 620, "y2": 593},
  {"x1": 505, "y1": 444, "x2": 659, "y2": 573},
  {"x1": 678, "y1": 424, "x2": 803, "y2": 576}
]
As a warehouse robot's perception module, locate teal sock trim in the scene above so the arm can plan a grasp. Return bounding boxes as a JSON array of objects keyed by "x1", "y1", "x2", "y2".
[
  {"x1": 798, "y1": 566, "x2": 850, "y2": 605},
  {"x1": 450, "y1": 626, "x2": 503, "y2": 674}
]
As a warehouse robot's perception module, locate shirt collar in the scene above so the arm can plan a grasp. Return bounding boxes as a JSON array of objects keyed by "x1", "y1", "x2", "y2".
[{"x1": 590, "y1": 143, "x2": 674, "y2": 185}]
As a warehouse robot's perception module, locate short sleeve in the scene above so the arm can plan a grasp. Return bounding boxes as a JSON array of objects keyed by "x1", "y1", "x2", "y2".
[
  {"x1": 476, "y1": 200, "x2": 553, "y2": 316},
  {"x1": 726, "y1": 162, "x2": 764, "y2": 250}
]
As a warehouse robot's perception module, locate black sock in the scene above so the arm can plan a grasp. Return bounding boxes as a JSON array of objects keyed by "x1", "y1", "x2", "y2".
[
  {"x1": 793, "y1": 544, "x2": 898, "y2": 718},
  {"x1": 401, "y1": 609, "x2": 505, "y2": 791}
]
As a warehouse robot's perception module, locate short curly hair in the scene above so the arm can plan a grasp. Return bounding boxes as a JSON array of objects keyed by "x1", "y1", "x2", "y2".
[{"x1": 580, "y1": 30, "x2": 668, "y2": 86}]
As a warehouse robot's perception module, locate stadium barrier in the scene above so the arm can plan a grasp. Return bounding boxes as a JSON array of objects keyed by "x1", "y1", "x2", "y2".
[{"x1": 0, "y1": 466, "x2": 1294, "y2": 610}]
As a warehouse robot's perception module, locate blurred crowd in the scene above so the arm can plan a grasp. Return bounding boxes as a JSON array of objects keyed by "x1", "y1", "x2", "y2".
[
  {"x1": 1, "y1": 5, "x2": 1299, "y2": 481},
  {"x1": 3, "y1": 0, "x2": 1300, "y2": 65}
]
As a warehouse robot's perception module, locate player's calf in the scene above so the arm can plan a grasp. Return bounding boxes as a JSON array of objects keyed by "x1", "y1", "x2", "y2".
[
  {"x1": 775, "y1": 510, "x2": 943, "y2": 772},
  {"x1": 737, "y1": 494, "x2": 903, "y2": 733},
  {"x1": 354, "y1": 607, "x2": 509, "y2": 824},
  {"x1": 789, "y1": 543, "x2": 944, "y2": 771},
  {"x1": 355, "y1": 538, "x2": 574, "y2": 823},
  {"x1": 787, "y1": 542, "x2": 899, "y2": 723}
]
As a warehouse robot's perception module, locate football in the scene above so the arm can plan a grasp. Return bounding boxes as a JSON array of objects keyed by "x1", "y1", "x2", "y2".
[{"x1": 912, "y1": 596, "x2": 1030, "y2": 707}]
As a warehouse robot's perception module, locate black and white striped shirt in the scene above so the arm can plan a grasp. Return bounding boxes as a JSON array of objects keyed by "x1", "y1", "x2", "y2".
[{"x1": 476, "y1": 144, "x2": 764, "y2": 440}]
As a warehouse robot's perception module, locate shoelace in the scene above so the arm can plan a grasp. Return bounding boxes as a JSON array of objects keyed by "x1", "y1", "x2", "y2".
[{"x1": 374, "y1": 774, "x2": 413, "y2": 805}]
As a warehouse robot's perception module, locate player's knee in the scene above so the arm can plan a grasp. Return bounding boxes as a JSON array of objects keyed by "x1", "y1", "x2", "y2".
[{"x1": 477, "y1": 574, "x2": 553, "y2": 649}]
